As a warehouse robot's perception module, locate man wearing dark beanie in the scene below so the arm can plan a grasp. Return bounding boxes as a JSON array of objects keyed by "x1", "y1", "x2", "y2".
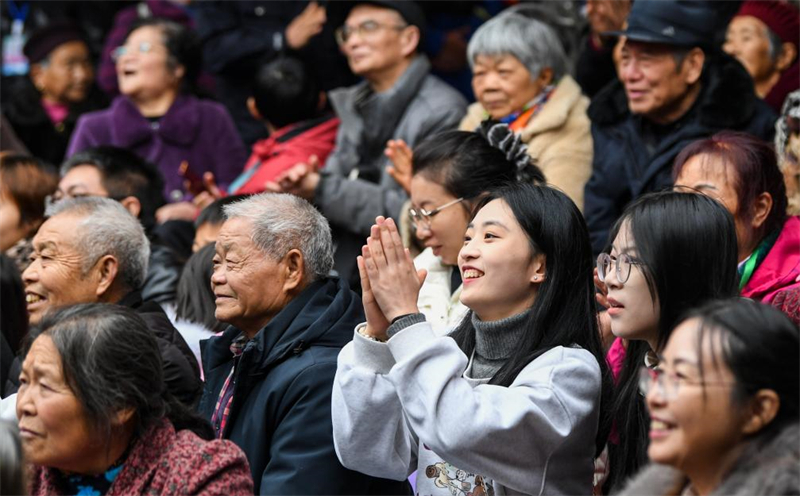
[{"x1": 3, "y1": 21, "x2": 106, "y2": 165}]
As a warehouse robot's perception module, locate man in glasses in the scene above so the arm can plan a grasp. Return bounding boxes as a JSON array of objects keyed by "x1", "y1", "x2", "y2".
[{"x1": 269, "y1": 1, "x2": 467, "y2": 290}]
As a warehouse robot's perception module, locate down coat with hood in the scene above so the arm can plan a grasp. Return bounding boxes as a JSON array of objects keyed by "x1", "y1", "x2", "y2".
[
  {"x1": 617, "y1": 422, "x2": 799, "y2": 496},
  {"x1": 198, "y1": 277, "x2": 409, "y2": 495},
  {"x1": 583, "y1": 52, "x2": 777, "y2": 254}
]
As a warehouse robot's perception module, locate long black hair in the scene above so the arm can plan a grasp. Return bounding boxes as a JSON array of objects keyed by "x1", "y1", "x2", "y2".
[
  {"x1": 22, "y1": 304, "x2": 213, "y2": 443},
  {"x1": 450, "y1": 182, "x2": 613, "y2": 456},
  {"x1": 605, "y1": 191, "x2": 739, "y2": 492}
]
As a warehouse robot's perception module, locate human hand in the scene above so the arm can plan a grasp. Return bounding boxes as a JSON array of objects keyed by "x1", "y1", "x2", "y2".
[
  {"x1": 265, "y1": 156, "x2": 320, "y2": 200},
  {"x1": 593, "y1": 267, "x2": 609, "y2": 309},
  {"x1": 156, "y1": 201, "x2": 199, "y2": 223},
  {"x1": 362, "y1": 217, "x2": 426, "y2": 322},
  {"x1": 191, "y1": 172, "x2": 224, "y2": 210},
  {"x1": 384, "y1": 139, "x2": 413, "y2": 194},
  {"x1": 357, "y1": 246, "x2": 391, "y2": 340},
  {"x1": 285, "y1": 1, "x2": 327, "y2": 50}
]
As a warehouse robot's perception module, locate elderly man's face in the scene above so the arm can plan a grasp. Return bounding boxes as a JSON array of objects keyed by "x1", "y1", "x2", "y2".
[
  {"x1": 211, "y1": 217, "x2": 292, "y2": 335},
  {"x1": 22, "y1": 214, "x2": 103, "y2": 324},
  {"x1": 55, "y1": 165, "x2": 109, "y2": 201},
  {"x1": 619, "y1": 40, "x2": 701, "y2": 124},
  {"x1": 340, "y1": 5, "x2": 411, "y2": 80}
]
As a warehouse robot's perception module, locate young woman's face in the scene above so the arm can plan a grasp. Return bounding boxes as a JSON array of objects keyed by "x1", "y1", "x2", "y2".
[
  {"x1": 458, "y1": 199, "x2": 541, "y2": 321},
  {"x1": 605, "y1": 221, "x2": 660, "y2": 346},
  {"x1": 409, "y1": 175, "x2": 470, "y2": 266},
  {"x1": 646, "y1": 318, "x2": 751, "y2": 476}
]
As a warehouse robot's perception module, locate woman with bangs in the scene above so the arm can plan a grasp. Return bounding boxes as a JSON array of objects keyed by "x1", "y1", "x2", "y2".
[
  {"x1": 595, "y1": 191, "x2": 740, "y2": 492},
  {"x1": 333, "y1": 182, "x2": 613, "y2": 495}
]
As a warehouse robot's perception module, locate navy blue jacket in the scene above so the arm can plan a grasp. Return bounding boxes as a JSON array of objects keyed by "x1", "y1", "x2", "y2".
[
  {"x1": 584, "y1": 52, "x2": 777, "y2": 255},
  {"x1": 199, "y1": 277, "x2": 410, "y2": 495}
]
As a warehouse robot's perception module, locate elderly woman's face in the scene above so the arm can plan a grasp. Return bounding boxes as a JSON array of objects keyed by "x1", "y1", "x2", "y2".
[
  {"x1": 645, "y1": 318, "x2": 750, "y2": 477},
  {"x1": 16, "y1": 335, "x2": 99, "y2": 472},
  {"x1": 21, "y1": 214, "x2": 104, "y2": 325},
  {"x1": 116, "y1": 26, "x2": 182, "y2": 101},
  {"x1": 471, "y1": 54, "x2": 547, "y2": 120},
  {"x1": 724, "y1": 16, "x2": 777, "y2": 84},
  {"x1": 674, "y1": 154, "x2": 755, "y2": 262},
  {"x1": 31, "y1": 41, "x2": 93, "y2": 105}
]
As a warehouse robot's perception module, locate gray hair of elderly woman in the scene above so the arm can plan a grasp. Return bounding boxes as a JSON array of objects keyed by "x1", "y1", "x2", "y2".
[
  {"x1": 223, "y1": 193, "x2": 334, "y2": 281},
  {"x1": 467, "y1": 11, "x2": 568, "y2": 82},
  {"x1": 45, "y1": 197, "x2": 150, "y2": 292}
]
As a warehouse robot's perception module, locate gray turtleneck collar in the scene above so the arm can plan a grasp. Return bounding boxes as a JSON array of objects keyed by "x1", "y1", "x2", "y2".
[{"x1": 469, "y1": 308, "x2": 532, "y2": 380}]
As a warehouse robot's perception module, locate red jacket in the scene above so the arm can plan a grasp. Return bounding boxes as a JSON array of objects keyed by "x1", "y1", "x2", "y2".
[
  {"x1": 29, "y1": 419, "x2": 253, "y2": 495},
  {"x1": 741, "y1": 216, "x2": 800, "y2": 325},
  {"x1": 230, "y1": 115, "x2": 339, "y2": 195}
]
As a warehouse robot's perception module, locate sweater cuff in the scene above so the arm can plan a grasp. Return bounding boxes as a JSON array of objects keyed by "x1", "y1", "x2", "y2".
[
  {"x1": 387, "y1": 321, "x2": 437, "y2": 362},
  {"x1": 352, "y1": 324, "x2": 395, "y2": 374},
  {"x1": 386, "y1": 313, "x2": 426, "y2": 338}
]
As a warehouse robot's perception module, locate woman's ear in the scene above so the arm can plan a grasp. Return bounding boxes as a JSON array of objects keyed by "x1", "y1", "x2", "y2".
[
  {"x1": 776, "y1": 42, "x2": 797, "y2": 72},
  {"x1": 112, "y1": 407, "x2": 136, "y2": 426},
  {"x1": 742, "y1": 389, "x2": 780, "y2": 435},
  {"x1": 529, "y1": 253, "x2": 546, "y2": 284},
  {"x1": 750, "y1": 192, "x2": 773, "y2": 231},
  {"x1": 537, "y1": 67, "x2": 554, "y2": 87},
  {"x1": 172, "y1": 63, "x2": 186, "y2": 83}
]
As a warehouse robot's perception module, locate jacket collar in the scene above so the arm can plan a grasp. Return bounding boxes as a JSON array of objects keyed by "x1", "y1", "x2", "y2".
[
  {"x1": 111, "y1": 95, "x2": 200, "y2": 148},
  {"x1": 517, "y1": 75, "x2": 585, "y2": 139},
  {"x1": 589, "y1": 52, "x2": 761, "y2": 130}
]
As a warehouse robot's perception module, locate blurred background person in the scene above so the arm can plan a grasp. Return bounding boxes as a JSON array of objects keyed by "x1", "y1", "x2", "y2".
[
  {"x1": 575, "y1": 0, "x2": 632, "y2": 98},
  {"x1": 19, "y1": 304, "x2": 254, "y2": 496},
  {"x1": 0, "y1": 153, "x2": 58, "y2": 273},
  {"x1": 620, "y1": 299, "x2": 799, "y2": 496},
  {"x1": 0, "y1": 419, "x2": 25, "y2": 496},
  {"x1": 674, "y1": 131, "x2": 799, "y2": 325},
  {"x1": 775, "y1": 90, "x2": 800, "y2": 215},
  {"x1": 459, "y1": 10, "x2": 592, "y2": 210},
  {"x1": 724, "y1": 1, "x2": 799, "y2": 114},
  {"x1": 67, "y1": 18, "x2": 246, "y2": 222},
  {"x1": 3, "y1": 21, "x2": 106, "y2": 166}
]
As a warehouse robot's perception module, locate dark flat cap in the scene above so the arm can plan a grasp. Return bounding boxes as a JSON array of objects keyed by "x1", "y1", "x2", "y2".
[
  {"x1": 606, "y1": 0, "x2": 717, "y2": 48},
  {"x1": 23, "y1": 21, "x2": 86, "y2": 64}
]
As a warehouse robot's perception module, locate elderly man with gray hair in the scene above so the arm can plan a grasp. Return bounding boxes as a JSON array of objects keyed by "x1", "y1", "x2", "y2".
[
  {"x1": 198, "y1": 193, "x2": 408, "y2": 495},
  {"x1": 458, "y1": 9, "x2": 593, "y2": 211},
  {"x1": 15, "y1": 197, "x2": 202, "y2": 406}
]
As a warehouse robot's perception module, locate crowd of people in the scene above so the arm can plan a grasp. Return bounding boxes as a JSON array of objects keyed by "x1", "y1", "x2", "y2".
[{"x1": 0, "y1": 1, "x2": 799, "y2": 495}]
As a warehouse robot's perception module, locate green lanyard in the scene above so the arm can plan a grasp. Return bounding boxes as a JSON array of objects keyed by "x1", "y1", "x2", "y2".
[{"x1": 738, "y1": 229, "x2": 780, "y2": 291}]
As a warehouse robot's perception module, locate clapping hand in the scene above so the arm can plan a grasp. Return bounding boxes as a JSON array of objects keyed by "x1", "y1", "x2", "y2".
[
  {"x1": 265, "y1": 156, "x2": 321, "y2": 200},
  {"x1": 357, "y1": 217, "x2": 426, "y2": 340},
  {"x1": 384, "y1": 139, "x2": 413, "y2": 194}
]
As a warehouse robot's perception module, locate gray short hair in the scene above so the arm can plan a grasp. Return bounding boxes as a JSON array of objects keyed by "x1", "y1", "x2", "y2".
[
  {"x1": 223, "y1": 193, "x2": 334, "y2": 281},
  {"x1": 45, "y1": 197, "x2": 150, "y2": 291},
  {"x1": 468, "y1": 11, "x2": 567, "y2": 82}
]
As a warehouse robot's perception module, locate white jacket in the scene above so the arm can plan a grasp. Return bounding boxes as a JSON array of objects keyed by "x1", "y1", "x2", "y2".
[
  {"x1": 414, "y1": 248, "x2": 469, "y2": 336},
  {"x1": 332, "y1": 321, "x2": 602, "y2": 496}
]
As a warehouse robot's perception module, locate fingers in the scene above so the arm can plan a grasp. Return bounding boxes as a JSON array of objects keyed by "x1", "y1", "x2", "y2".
[
  {"x1": 203, "y1": 172, "x2": 222, "y2": 198},
  {"x1": 417, "y1": 268, "x2": 428, "y2": 286},
  {"x1": 357, "y1": 252, "x2": 372, "y2": 294},
  {"x1": 378, "y1": 218, "x2": 399, "y2": 265},
  {"x1": 308, "y1": 155, "x2": 320, "y2": 171},
  {"x1": 368, "y1": 223, "x2": 387, "y2": 268}
]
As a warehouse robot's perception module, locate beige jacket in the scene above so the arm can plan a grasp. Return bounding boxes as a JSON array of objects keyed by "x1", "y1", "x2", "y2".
[{"x1": 459, "y1": 75, "x2": 593, "y2": 211}]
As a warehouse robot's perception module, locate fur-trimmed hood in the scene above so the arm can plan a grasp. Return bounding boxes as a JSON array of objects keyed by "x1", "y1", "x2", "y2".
[
  {"x1": 588, "y1": 52, "x2": 767, "y2": 129},
  {"x1": 618, "y1": 422, "x2": 800, "y2": 496}
]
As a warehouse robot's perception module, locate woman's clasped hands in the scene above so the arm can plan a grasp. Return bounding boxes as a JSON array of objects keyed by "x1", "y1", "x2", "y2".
[{"x1": 357, "y1": 216, "x2": 427, "y2": 341}]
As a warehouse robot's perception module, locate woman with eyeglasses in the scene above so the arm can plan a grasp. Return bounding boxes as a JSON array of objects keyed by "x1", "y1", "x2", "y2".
[
  {"x1": 596, "y1": 191, "x2": 740, "y2": 493},
  {"x1": 67, "y1": 18, "x2": 247, "y2": 223},
  {"x1": 333, "y1": 182, "x2": 613, "y2": 495},
  {"x1": 405, "y1": 125, "x2": 543, "y2": 334},
  {"x1": 620, "y1": 298, "x2": 799, "y2": 496}
]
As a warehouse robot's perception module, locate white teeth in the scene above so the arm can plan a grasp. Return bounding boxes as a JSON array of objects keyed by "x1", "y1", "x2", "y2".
[
  {"x1": 26, "y1": 294, "x2": 42, "y2": 304},
  {"x1": 651, "y1": 420, "x2": 671, "y2": 430},
  {"x1": 463, "y1": 269, "x2": 484, "y2": 279}
]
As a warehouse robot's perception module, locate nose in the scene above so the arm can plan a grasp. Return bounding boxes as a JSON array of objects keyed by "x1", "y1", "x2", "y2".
[
  {"x1": 16, "y1": 381, "x2": 35, "y2": 418},
  {"x1": 603, "y1": 261, "x2": 622, "y2": 289},
  {"x1": 22, "y1": 259, "x2": 38, "y2": 285},
  {"x1": 620, "y1": 57, "x2": 641, "y2": 82},
  {"x1": 722, "y1": 39, "x2": 737, "y2": 56},
  {"x1": 414, "y1": 223, "x2": 431, "y2": 241},
  {"x1": 210, "y1": 265, "x2": 226, "y2": 287},
  {"x1": 645, "y1": 376, "x2": 668, "y2": 410},
  {"x1": 458, "y1": 238, "x2": 479, "y2": 264}
]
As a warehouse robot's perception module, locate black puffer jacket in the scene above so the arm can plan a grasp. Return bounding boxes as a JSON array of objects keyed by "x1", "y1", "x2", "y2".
[
  {"x1": 583, "y1": 52, "x2": 777, "y2": 254},
  {"x1": 199, "y1": 277, "x2": 410, "y2": 495}
]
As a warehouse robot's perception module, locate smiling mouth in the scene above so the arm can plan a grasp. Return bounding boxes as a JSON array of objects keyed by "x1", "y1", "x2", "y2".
[
  {"x1": 462, "y1": 269, "x2": 484, "y2": 279},
  {"x1": 26, "y1": 293, "x2": 45, "y2": 305}
]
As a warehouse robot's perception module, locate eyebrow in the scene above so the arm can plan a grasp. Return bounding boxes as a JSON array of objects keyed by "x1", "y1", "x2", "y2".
[
  {"x1": 34, "y1": 241, "x2": 58, "y2": 252},
  {"x1": 466, "y1": 220, "x2": 510, "y2": 230},
  {"x1": 609, "y1": 244, "x2": 637, "y2": 256}
]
